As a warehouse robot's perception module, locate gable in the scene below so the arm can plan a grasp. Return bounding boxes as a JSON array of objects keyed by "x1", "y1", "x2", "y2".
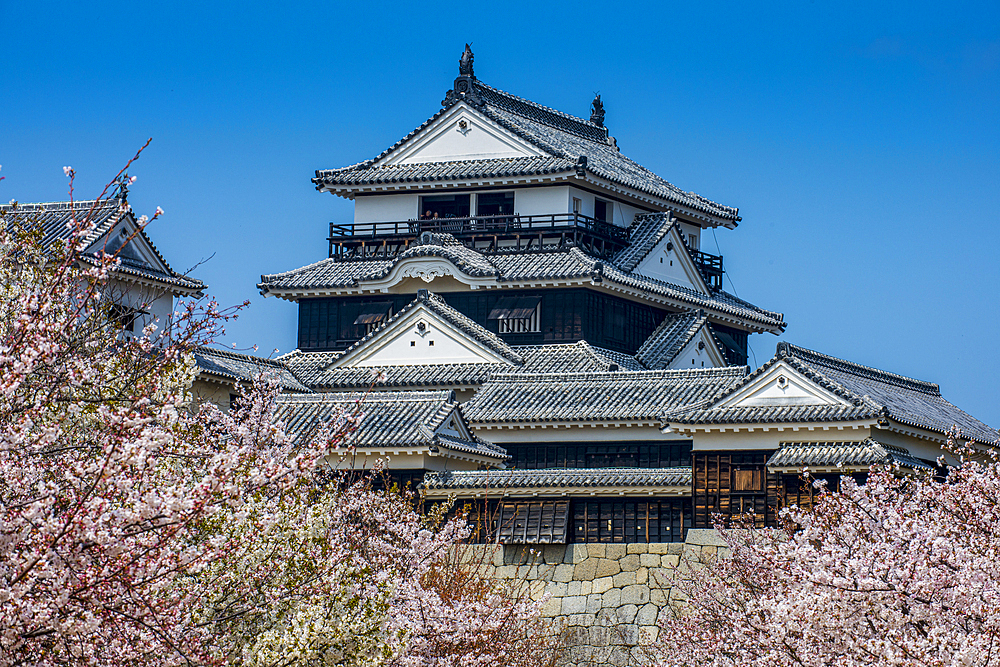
[
  {"x1": 436, "y1": 410, "x2": 473, "y2": 441},
  {"x1": 667, "y1": 327, "x2": 728, "y2": 370},
  {"x1": 633, "y1": 225, "x2": 709, "y2": 294},
  {"x1": 333, "y1": 302, "x2": 517, "y2": 368},
  {"x1": 380, "y1": 104, "x2": 545, "y2": 166},
  {"x1": 86, "y1": 217, "x2": 169, "y2": 273},
  {"x1": 716, "y1": 361, "x2": 851, "y2": 408}
]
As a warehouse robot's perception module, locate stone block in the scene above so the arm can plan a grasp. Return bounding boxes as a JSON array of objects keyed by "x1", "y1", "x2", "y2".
[
  {"x1": 661, "y1": 554, "x2": 680, "y2": 568},
  {"x1": 621, "y1": 584, "x2": 650, "y2": 605},
  {"x1": 605, "y1": 543, "x2": 627, "y2": 559},
  {"x1": 639, "y1": 553, "x2": 659, "y2": 567},
  {"x1": 592, "y1": 576, "x2": 615, "y2": 595},
  {"x1": 668, "y1": 542, "x2": 684, "y2": 555},
  {"x1": 546, "y1": 582, "x2": 568, "y2": 598},
  {"x1": 540, "y1": 596, "x2": 561, "y2": 616},
  {"x1": 562, "y1": 595, "x2": 588, "y2": 615},
  {"x1": 491, "y1": 546, "x2": 505, "y2": 566},
  {"x1": 565, "y1": 543, "x2": 590, "y2": 564},
  {"x1": 573, "y1": 558, "x2": 598, "y2": 581},
  {"x1": 647, "y1": 542, "x2": 672, "y2": 554},
  {"x1": 587, "y1": 543, "x2": 607, "y2": 558},
  {"x1": 620, "y1": 554, "x2": 641, "y2": 572},
  {"x1": 636, "y1": 603, "x2": 659, "y2": 626},
  {"x1": 586, "y1": 593, "x2": 603, "y2": 614},
  {"x1": 567, "y1": 613, "x2": 596, "y2": 627},
  {"x1": 602, "y1": 588, "x2": 622, "y2": 607},
  {"x1": 626, "y1": 542, "x2": 648, "y2": 554},
  {"x1": 595, "y1": 558, "x2": 621, "y2": 578},
  {"x1": 617, "y1": 604, "x2": 638, "y2": 623},
  {"x1": 639, "y1": 625, "x2": 659, "y2": 645},
  {"x1": 589, "y1": 625, "x2": 611, "y2": 646},
  {"x1": 635, "y1": 567, "x2": 648, "y2": 585},
  {"x1": 553, "y1": 564, "x2": 574, "y2": 583},
  {"x1": 542, "y1": 545, "x2": 566, "y2": 564},
  {"x1": 684, "y1": 528, "x2": 729, "y2": 547},
  {"x1": 567, "y1": 580, "x2": 583, "y2": 597},
  {"x1": 612, "y1": 571, "x2": 635, "y2": 587},
  {"x1": 718, "y1": 546, "x2": 732, "y2": 559},
  {"x1": 649, "y1": 588, "x2": 669, "y2": 606},
  {"x1": 580, "y1": 580, "x2": 592, "y2": 596},
  {"x1": 701, "y1": 545, "x2": 718, "y2": 558}
]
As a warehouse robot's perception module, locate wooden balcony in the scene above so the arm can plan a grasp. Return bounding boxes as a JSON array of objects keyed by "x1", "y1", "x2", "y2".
[
  {"x1": 328, "y1": 213, "x2": 630, "y2": 260},
  {"x1": 691, "y1": 249, "x2": 724, "y2": 290}
]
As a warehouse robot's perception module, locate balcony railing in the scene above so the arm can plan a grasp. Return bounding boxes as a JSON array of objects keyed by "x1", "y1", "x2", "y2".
[
  {"x1": 328, "y1": 212, "x2": 631, "y2": 260},
  {"x1": 691, "y1": 249, "x2": 724, "y2": 290}
]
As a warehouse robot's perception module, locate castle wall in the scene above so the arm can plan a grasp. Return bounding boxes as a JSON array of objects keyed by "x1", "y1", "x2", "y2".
[{"x1": 471, "y1": 529, "x2": 729, "y2": 666}]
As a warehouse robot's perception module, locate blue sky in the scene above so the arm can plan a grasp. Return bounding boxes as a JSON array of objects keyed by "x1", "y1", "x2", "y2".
[{"x1": 2, "y1": 1, "x2": 998, "y2": 427}]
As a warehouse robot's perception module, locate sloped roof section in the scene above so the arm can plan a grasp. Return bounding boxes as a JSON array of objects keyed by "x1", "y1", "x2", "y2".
[
  {"x1": 614, "y1": 212, "x2": 677, "y2": 273},
  {"x1": 676, "y1": 343, "x2": 1000, "y2": 444},
  {"x1": 259, "y1": 240, "x2": 785, "y2": 331},
  {"x1": 272, "y1": 390, "x2": 506, "y2": 459},
  {"x1": 313, "y1": 67, "x2": 738, "y2": 223},
  {"x1": 193, "y1": 347, "x2": 310, "y2": 392},
  {"x1": 767, "y1": 439, "x2": 934, "y2": 472},
  {"x1": 637, "y1": 311, "x2": 707, "y2": 369},
  {"x1": 334, "y1": 289, "x2": 523, "y2": 366},
  {"x1": 464, "y1": 366, "x2": 746, "y2": 424},
  {"x1": 422, "y1": 467, "x2": 692, "y2": 491},
  {"x1": 1, "y1": 198, "x2": 205, "y2": 294}
]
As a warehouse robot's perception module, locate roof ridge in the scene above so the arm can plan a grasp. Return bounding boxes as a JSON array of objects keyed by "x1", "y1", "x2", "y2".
[
  {"x1": 194, "y1": 345, "x2": 289, "y2": 369},
  {"x1": 277, "y1": 390, "x2": 454, "y2": 402},
  {"x1": 474, "y1": 80, "x2": 610, "y2": 141},
  {"x1": 779, "y1": 342, "x2": 940, "y2": 395},
  {"x1": 489, "y1": 366, "x2": 747, "y2": 382}
]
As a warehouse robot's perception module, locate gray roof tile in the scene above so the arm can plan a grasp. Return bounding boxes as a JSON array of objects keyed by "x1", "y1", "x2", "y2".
[
  {"x1": 636, "y1": 311, "x2": 706, "y2": 369},
  {"x1": 193, "y1": 347, "x2": 310, "y2": 392},
  {"x1": 422, "y1": 466, "x2": 692, "y2": 491},
  {"x1": 675, "y1": 343, "x2": 1000, "y2": 444},
  {"x1": 1, "y1": 198, "x2": 205, "y2": 293},
  {"x1": 614, "y1": 212, "x2": 677, "y2": 273},
  {"x1": 767, "y1": 439, "x2": 934, "y2": 472},
  {"x1": 464, "y1": 367, "x2": 746, "y2": 424},
  {"x1": 272, "y1": 390, "x2": 506, "y2": 459},
  {"x1": 313, "y1": 78, "x2": 739, "y2": 222}
]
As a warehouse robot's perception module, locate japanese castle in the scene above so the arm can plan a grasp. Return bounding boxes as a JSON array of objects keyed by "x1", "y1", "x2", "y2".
[{"x1": 13, "y1": 46, "x2": 994, "y2": 547}]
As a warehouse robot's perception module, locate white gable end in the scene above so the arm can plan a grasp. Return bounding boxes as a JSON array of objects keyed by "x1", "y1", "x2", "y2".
[
  {"x1": 634, "y1": 227, "x2": 708, "y2": 294},
  {"x1": 382, "y1": 105, "x2": 544, "y2": 166},
  {"x1": 667, "y1": 328, "x2": 727, "y2": 370},
  {"x1": 335, "y1": 305, "x2": 513, "y2": 368},
  {"x1": 718, "y1": 362, "x2": 850, "y2": 408}
]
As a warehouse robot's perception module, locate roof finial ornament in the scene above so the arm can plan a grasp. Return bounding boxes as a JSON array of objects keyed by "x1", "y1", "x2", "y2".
[
  {"x1": 590, "y1": 93, "x2": 605, "y2": 127},
  {"x1": 459, "y1": 43, "x2": 475, "y2": 78},
  {"x1": 442, "y1": 43, "x2": 483, "y2": 108}
]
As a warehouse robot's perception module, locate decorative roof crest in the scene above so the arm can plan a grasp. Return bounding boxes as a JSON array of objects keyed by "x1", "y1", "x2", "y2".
[
  {"x1": 590, "y1": 93, "x2": 605, "y2": 127},
  {"x1": 443, "y1": 44, "x2": 483, "y2": 108}
]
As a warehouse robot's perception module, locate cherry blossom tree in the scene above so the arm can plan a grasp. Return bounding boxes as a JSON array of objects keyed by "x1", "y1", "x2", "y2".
[
  {"x1": 0, "y1": 162, "x2": 554, "y2": 666},
  {"x1": 652, "y1": 440, "x2": 1000, "y2": 667}
]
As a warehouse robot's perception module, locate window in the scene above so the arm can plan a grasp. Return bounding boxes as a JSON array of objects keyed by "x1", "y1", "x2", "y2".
[
  {"x1": 108, "y1": 304, "x2": 140, "y2": 332},
  {"x1": 488, "y1": 296, "x2": 541, "y2": 334},
  {"x1": 594, "y1": 198, "x2": 612, "y2": 223},
  {"x1": 420, "y1": 194, "x2": 470, "y2": 219},
  {"x1": 352, "y1": 302, "x2": 392, "y2": 334},
  {"x1": 572, "y1": 499, "x2": 689, "y2": 543},
  {"x1": 572, "y1": 197, "x2": 582, "y2": 215},
  {"x1": 688, "y1": 233, "x2": 699, "y2": 250},
  {"x1": 497, "y1": 500, "x2": 570, "y2": 544},
  {"x1": 476, "y1": 191, "x2": 514, "y2": 216},
  {"x1": 692, "y1": 451, "x2": 778, "y2": 529}
]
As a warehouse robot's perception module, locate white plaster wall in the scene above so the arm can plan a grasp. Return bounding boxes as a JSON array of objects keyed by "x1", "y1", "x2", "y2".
[
  {"x1": 681, "y1": 425, "x2": 875, "y2": 452},
  {"x1": 393, "y1": 111, "x2": 540, "y2": 165},
  {"x1": 611, "y1": 200, "x2": 644, "y2": 228},
  {"x1": 354, "y1": 194, "x2": 421, "y2": 223},
  {"x1": 475, "y1": 425, "x2": 683, "y2": 444},
  {"x1": 105, "y1": 279, "x2": 174, "y2": 336},
  {"x1": 635, "y1": 236, "x2": 699, "y2": 290},
  {"x1": 513, "y1": 186, "x2": 572, "y2": 217},
  {"x1": 667, "y1": 330, "x2": 721, "y2": 370},
  {"x1": 678, "y1": 222, "x2": 702, "y2": 251},
  {"x1": 349, "y1": 315, "x2": 503, "y2": 367}
]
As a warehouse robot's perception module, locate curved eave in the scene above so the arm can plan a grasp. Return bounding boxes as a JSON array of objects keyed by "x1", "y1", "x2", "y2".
[{"x1": 421, "y1": 483, "x2": 690, "y2": 500}]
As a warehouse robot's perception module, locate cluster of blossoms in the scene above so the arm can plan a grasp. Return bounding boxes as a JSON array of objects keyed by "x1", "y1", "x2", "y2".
[
  {"x1": 652, "y1": 441, "x2": 1000, "y2": 667},
  {"x1": 0, "y1": 166, "x2": 554, "y2": 666}
]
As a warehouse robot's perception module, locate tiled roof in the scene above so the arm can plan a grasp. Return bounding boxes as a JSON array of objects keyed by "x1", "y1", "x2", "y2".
[
  {"x1": 272, "y1": 341, "x2": 637, "y2": 391},
  {"x1": 315, "y1": 155, "x2": 575, "y2": 187},
  {"x1": 259, "y1": 240, "x2": 785, "y2": 331},
  {"x1": 1, "y1": 198, "x2": 205, "y2": 293},
  {"x1": 767, "y1": 439, "x2": 934, "y2": 472},
  {"x1": 335, "y1": 290, "x2": 523, "y2": 366},
  {"x1": 675, "y1": 343, "x2": 1000, "y2": 444},
  {"x1": 272, "y1": 391, "x2": 506, "y2": 459},
  {"x1": 313, "y1": 77, "x2": 739, "y2": 222},
  {"x1": 614, "y1": 212, "x2": 677, "y2": 273},
  {"x1": 636, "y1": 311, "x2": 706, "y2": 369},
  {"x1": 422, "y1": 466, "x2": 692, "y2": 491},
  {"x1": 192, "y1": 347, "x2": 310, "y2": 392},
  {"x1": 464, "y1": 366, "x2": 746, "y2": 424}
]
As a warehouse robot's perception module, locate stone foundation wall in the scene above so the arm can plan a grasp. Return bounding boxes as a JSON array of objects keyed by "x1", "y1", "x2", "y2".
[{"x1": 478, "y1": 530, "x2": 730, "y2": 666}]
